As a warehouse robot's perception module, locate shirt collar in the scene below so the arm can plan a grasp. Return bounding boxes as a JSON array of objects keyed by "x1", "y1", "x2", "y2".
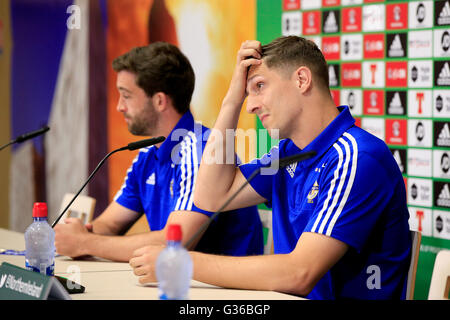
[
  {"x1": 154, "y1": 110, "x2": 197, "y2": 162},
  {"x1": 284, "y1": 105, "x2": 355, "y2": 168}
]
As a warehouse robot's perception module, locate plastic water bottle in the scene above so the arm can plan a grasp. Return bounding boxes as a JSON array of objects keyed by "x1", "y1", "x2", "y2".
[
  {"x1": 25, "y1": 202, "x2": 55, "y2": 276},
  {"x1": 155, "y1": 224, "x2": 193, "y2": 300}
]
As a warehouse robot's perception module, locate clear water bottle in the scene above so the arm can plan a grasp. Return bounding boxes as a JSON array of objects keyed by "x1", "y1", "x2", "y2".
[
  {"x1": 25, "y1": 202, "x2": 55, "y2": 276},
  {"x1": 155, "y1": 224, "x2": 193, "y2": 300}
]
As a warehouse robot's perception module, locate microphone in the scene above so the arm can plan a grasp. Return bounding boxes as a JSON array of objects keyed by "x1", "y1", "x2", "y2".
[
  {"x1": 184, "y1": 150, "x2": 317, "y2": 249},
  {"x1": 0, "y1": 126, "x2": 50, "y2": 151},
  {"x1": 51, "y1": 136, "x2": 165, "y2": 227}
]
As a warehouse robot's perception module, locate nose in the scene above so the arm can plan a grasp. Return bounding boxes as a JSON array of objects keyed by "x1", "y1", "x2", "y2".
[
  {"x1": 116, "y1": 97, "x2": 126, "y2": 113},
  {"x1": 246, "y1": 96, "x2": 260, "y2": 114}
]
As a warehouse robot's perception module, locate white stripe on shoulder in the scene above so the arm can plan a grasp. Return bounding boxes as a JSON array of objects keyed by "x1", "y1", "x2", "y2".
[
  {"x1": 318, "y1": 137, "x2": 352, "y2": 234},
  {"x1": 311, "y1": 142, "x2": 344, "y2": 233},
  {"x1": 186, "y1": 131, "x2": 199, "y2": 210},
  {"x1": 325, "y1": 132, "x2": 358, "y2": 236},
  {"x1": 174, "y1": 137, "x2": 189, "y2": 211}
]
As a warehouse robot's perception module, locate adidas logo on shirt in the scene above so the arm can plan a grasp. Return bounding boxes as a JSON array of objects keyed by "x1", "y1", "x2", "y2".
[
  {"x1": 437, "y1": 62, "x2": 450, "y2": 86},
  {"x1": 286, "y1": 162, "x2": 297, "y2": 178},
  {"x1": 146, "y1": 172, "x2": 156, "y2": 185},
  {"x1": 438, "y1": 1, "x2": 450, "y2": 26},
  {"x1": 437, "y1": 183, "x2": 450, "y2": 207}
]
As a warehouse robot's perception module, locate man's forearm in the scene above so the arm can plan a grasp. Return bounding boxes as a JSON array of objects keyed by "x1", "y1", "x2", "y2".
[
  {"x1": 81, "y1": 230, "x2": 165, "y2": 262},
  {"x1": 190, "y1": 251, "x2": 312, "y2": 297},
  {"x1": 195, "y1": 103, "x2": 242, "y2": 211}
]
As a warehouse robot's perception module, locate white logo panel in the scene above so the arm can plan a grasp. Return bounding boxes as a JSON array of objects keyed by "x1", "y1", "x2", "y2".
[
  {"x1": 362, "y1": 4, "x2": 385, "y2": 32},
  {"x1": 408, "y1": 178, "x2": 432, "y2": 207},
  {"x1": 407, "y1": 90, "x2": 432, "y2": 117},
  {"x1": 341, "y1": 34, "x2": 363, "y2": 61},
  {"x1": 433, "y1": 149, "x2": 450, "y2": 179},
  {"x1": 408, "y1": 60, "x2": 433, "y2": 88},
  {"x1": 362, "y1": 61, "x2": 385, "y2": 88},
  {"x1": 408, "y1": 30, "x2": 433, "y2": 58},
  {"x1": 408, "y1": 119, "x2": 433, "y2": 147},
  {"x1": 433, "y1": 90, "x2": 450, "y2": 118},
  {"x1": 407, "y1": 148, "x2": 432, "y2": 178},
  {"x1": 409, "y1": 1, "x2": 433, "y2": 29},
  {"x1": 282, "y1": 12, "x2": 302, "y2": 36}
]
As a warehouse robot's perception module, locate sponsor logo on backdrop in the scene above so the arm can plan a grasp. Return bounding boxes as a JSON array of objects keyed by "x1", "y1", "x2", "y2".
[
  {"x1": 323, "y1": 0, "x2": 340, "y2": 7},
  {"x1": 408, "y1": 60, "x2": 433, "y2": 88},
  {"x1": 303, "y1": 11, "x2": 321, "y2": 35},
  {"x1": 434, "y1": 29, "x2": 450, "y2": 57},
  {"x1": 362, "y1": 4, "x2": 385, "y2": 32},
  {"x1": 409, "y1": 1, "x2": 433, "y2": 29},
  {"x1": 433, "y1": 90, "x2": 450, "y2": 118},
  {"x1": 386, "y1": 119, "x2": 407, "y2": 145},
  {"x1": 363, "y1": 33, "x2": 385, "y2": 59},
  {"x1": 434, "y1": 121, "x2": 450, "y2": 147},
  {"x1": 283, "y1": 0, "x2": 300, "y2": 11},
  {"x1": 322, "y1": 36, "x2": 340, "y2": 60},
  {"x1": 363, "y1": 90, "x2": 384, "y2": 115},
  {"x1": 328, "y1": 64, "x2": 340, "y2": 87},
  {"x1": 408, "y1": 30, "x2": 433, "y2": 58},
  {"x1": 387, "y1": 33, "x2": 407, "y2": 58},
  {"x1": 323, "y1": 10, "x2": 340, "y2": 33},
  {"x1": 282, "y1": 12, "x2": 302, "y2": 36},
  {"x1": 341, "y1": 34, "x2": 363, "y2": 60},
  {"x1": 435, "y1": 0, "x2": 450, "y2": 26},
  {"x1": 390, "y1": 148, "x2": 407, "y2": 174},
  {"x1": 408, "y1": 119, "x2": 432, "y2": 147},
  {"x1": 386, "y1": 61, "x2": 408, "y2": 87},
  {"x1": 342, "y1": 0, "x2": 362, "y2": 5},
  {"x1": 363, "y1": 61, "x2": 385, "y2": 87},
  {"x1": 301, "y1": 0, "x2": 321, "y2": 10},
  {"x1": 435, "y1": 61, "x2": 450, "y2": 86},
  {"x1": 408, "y1": 178, "x2": 432, "y2": 207},
  {"x1": 342, "y1": 63, "x2": 362, "y2": 87},
  {"x1": 434, "y1": 150, "x2": 450, "y2": 178},
  {"x1": 386, "y1": 91, "x2": 406, "y2": 115},
  {"x1": 408, "y1": 90, "x2": 432, "y2": 117},
  {"x1": 342, "y1": 7, "x2": 362, "y2": 32},
  {"x1": 386, "y1": 3, "x2": 408, "y2": 30},
  {"x1": 433, "y1": 210, "x2": 450, "y2": 240},
  {"x1": 435, "y1": 181, "x2": 450, "y2": 208},
  {"x1": 407, "y1": 148, "x2": 432, "y2": 178}
]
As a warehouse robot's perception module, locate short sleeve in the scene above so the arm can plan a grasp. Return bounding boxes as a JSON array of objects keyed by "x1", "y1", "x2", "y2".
[{"x1": 305, "y1": 139, "x2": 394, "y2": 253}]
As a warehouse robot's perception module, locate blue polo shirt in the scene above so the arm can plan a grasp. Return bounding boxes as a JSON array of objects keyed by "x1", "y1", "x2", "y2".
[
  {"x1": 239, "y1": 106, "x2": 411, "y2": 299},
  {"x1": 115, "y1": 111, "x2": 263, "y2": 256}
]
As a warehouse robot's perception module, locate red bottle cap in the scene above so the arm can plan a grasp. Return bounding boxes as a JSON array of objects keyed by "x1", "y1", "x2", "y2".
[
  {"x1": 166, "y1": 224, "x2": 182, "y2": 241},
  {"x1": 32, "y1": 202, "x2": 48, "y2": 218}
]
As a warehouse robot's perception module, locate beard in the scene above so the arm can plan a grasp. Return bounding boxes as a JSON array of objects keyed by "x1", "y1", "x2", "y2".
[{"x1": 127, "y1": 100, "x2": 159, "y2": 136}]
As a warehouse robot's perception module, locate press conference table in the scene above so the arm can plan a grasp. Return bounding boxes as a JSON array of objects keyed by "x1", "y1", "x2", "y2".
[{"x1": 0, "y1": 228, "x2": 303, "y2": 300}]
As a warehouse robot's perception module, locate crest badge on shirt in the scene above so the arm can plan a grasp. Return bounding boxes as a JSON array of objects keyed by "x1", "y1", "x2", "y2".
[{"x1": 307, "y1": 181, "x2": 320, "y2": 203}]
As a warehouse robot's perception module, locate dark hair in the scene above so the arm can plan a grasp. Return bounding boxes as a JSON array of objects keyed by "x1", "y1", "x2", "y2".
[
  {"x1": 261, "y1": 36, "x2": 330, "y2": 90},
  {"x1": 112, "y1": 42, "x2": 195, "y2": 114}
]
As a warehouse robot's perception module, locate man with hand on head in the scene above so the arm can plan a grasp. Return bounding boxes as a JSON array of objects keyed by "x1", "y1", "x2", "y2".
[
  {"x1": 54, "y1": 42, "x2": 263, "y2": 262},
  {"x1": 130, "y1": 36, "x2": 411, "y2": 300}
]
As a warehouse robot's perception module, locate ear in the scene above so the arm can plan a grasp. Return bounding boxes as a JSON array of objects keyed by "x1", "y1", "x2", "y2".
[
  {"x1": 294, "y1": 66, "x2": 312, "y2": 93},
  {"x1": 151, "y1": 92, "x2": 169, "y2": 112}
]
